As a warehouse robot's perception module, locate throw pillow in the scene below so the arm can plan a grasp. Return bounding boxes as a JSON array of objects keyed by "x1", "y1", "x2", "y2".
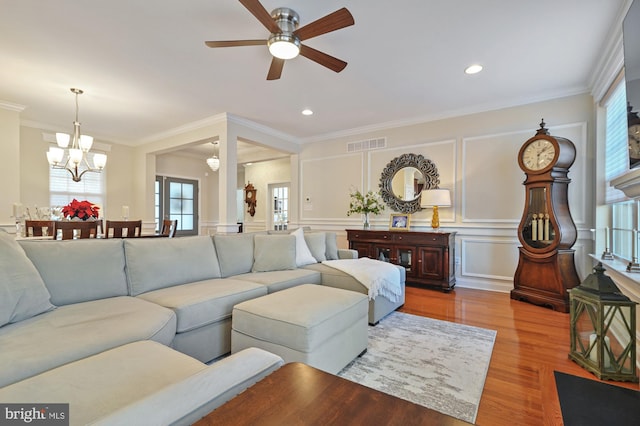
[
  {"x1": 304, "y1": 232, "x2": 327, "y2": 262},
  {"x1": 0, "y1": 230, "x2": 55, "y2": 326},
  {"x1": 252, "y1": 235, "x2": 297, "y2": 272},
  {"x1": 214, "y1": 233, "x2": 255, "y2": 277},
  {"x1": 292, "y1": 228, "x2": 317, "y2": 266},
  {"x1": 325, "y1": 232, "x2": 339, "y2": 260}
]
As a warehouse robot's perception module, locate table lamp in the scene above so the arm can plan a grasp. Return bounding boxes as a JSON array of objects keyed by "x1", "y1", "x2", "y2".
[{"x1": 421, "y1": 189, "x2": 451, "y2": 230}]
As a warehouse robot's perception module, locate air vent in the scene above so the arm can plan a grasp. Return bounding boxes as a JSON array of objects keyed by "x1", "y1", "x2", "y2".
[{"x1": 347, "y1": 137, "x2": 387, "y2": 153}]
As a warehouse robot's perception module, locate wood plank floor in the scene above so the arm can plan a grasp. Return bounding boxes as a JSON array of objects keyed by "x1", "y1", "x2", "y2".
[{"x1": 400, "y1": 286, "x2": 639, "y2": 426}]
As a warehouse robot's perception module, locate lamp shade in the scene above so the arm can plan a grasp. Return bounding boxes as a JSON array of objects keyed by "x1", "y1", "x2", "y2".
[{"x1": 421, "y1": 189, "x2": 451, "y2": 208}]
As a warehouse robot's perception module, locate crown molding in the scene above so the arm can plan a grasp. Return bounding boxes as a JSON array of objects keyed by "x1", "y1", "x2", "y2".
[
  {"x1": 0, "y1": 101, "x2": 26, "y2": 112},
  {"x1": 137, "y1": 112, "x2": 299, "y2": 146}
]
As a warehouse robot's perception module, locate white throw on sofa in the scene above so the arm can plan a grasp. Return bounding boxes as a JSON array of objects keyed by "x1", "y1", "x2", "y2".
[{"x1": 0, "y1": 228, "x2": 405, "y2": 425}]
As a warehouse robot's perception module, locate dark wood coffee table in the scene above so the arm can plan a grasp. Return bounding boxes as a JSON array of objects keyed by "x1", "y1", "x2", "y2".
[{"x1": 195, "y1": 362, "x2": 470, "y2": 426}]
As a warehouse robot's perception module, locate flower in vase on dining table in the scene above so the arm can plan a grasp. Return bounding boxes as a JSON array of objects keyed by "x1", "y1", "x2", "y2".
[{"x1": 61, "y1": 199, "x2": 100, "y2": 221}]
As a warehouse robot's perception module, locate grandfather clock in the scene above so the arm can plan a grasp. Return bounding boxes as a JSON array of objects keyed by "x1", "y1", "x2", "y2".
[{"x1": 511, "y1": 121, "x2": 581, "y2": 312}]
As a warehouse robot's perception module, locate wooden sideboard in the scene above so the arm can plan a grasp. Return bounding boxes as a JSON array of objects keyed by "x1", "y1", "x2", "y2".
[{"x1": 346, "y1": 229, "x2": 456, "y2": 291}]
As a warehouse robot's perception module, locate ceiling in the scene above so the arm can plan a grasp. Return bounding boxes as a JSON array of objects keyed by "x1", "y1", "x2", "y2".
[{"x1": 0, "y1": 0, "x2": 629, "y2": 161}]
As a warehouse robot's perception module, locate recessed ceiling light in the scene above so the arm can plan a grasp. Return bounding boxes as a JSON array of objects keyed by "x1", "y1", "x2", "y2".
[
  {"x1": 464, "y1": 64, "x2": 483, "y2": 75},
  {"x1": 302, "y1": 109, "x2": 313, "y2": 116}
]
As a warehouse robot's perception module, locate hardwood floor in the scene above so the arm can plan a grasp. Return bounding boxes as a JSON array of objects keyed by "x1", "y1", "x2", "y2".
[{"x1": 400, "y1": 286, "x2": 639, "y2": 426}]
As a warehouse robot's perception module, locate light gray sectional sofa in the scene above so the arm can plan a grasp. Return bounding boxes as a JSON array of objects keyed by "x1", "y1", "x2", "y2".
[{"x1": 0, "y1": 228, "x2": 405, "y2": 425}]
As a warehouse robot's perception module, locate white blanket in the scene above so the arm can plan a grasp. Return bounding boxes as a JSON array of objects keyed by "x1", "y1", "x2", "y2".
[{"x1": 322, "y1": 258, "x2": 402, "y2": 303}]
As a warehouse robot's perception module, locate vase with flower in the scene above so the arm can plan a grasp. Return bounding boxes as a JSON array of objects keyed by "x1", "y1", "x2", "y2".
[
  {"x1": 62, "y1": 199, "x2": 100, "y2": 221},
  {"x1": 347, "y1": 188, "x2": 384, "y2": 229}
]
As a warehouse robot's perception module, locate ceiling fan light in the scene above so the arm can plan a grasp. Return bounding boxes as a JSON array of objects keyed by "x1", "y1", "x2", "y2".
[{"x1": 268, "y1": 34, "x2": 300, "y2": 59}]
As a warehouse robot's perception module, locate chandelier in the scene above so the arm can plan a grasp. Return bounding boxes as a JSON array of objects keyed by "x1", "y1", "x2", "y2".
[
  {"x1": 206, "y1": 141, "x2": 220, "y2": 171},
  {"x1": 46, "y1": 88, "x2": 107, "y2": 182}
]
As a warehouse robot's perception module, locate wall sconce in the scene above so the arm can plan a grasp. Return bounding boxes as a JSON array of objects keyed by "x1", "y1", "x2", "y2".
[
  {"x1": 569, "y1": 263, "x2": 638, "y2": 382},
  {"x1": 420, "y1": 189, "x2": 451, "y2": 230}
]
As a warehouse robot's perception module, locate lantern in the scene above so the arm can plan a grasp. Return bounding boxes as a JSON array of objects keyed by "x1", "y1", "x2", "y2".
[{"x1": 569, "y1": 262, "x2": 638, "y2": 382}]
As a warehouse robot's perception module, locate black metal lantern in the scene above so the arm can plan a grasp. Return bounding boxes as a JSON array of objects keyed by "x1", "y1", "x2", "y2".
[{"x1": 569, "y1": 263, "x2": 638, "y2": 382}]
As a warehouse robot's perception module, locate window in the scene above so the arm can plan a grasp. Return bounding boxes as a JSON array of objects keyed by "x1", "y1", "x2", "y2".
[
  {"x1": 605, "y1": 79, "x2": 638, "y2": 260},
  {"x1": 50, "y1": 152, "x2": 105, "y2": 212},
  {"x1": 605, "y1": 81, "x2": 629, "y2": 204},
  {"x1": 156, "y1": 176, "x2": 199, "y2": 236}
]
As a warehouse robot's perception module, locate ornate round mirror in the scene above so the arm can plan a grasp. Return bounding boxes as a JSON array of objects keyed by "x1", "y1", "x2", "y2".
[{"x1": 379, "y1": 153, "x2": 440, "y2": 213}]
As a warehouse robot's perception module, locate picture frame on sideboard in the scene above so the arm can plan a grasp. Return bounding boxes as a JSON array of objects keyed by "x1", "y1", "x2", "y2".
[{"x1": 389, "y1": 213, "x2": 410, "y2": 231}]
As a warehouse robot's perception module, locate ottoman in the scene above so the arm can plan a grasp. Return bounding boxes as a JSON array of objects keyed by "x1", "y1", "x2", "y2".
[{"x1": 231, "y1": 284, "x2": 369, "y2": 374}]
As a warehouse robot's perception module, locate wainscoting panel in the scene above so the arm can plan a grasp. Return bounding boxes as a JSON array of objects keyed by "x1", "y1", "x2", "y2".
[{"x1": 460, "y1": 237, "x2": 520, "y2": 281}]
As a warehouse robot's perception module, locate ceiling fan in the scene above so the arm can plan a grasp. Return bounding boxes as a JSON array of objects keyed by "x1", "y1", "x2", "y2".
[{"x1": 205, "y1": 0, "x2": 354, "y2": 80}]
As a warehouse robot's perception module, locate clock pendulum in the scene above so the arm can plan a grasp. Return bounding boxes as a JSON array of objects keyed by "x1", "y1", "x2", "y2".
[{"x1": 511, "y1": 120, "x2": 581, "y2": 312}]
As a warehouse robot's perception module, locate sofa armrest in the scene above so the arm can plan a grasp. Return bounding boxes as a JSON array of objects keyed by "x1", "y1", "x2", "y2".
[{"x1": 337, "y1": 249, "x2": 358, "y2": 259}]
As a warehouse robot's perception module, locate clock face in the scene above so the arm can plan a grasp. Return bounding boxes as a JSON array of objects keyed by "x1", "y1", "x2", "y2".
[
  {"x1": 522, "y1": 139, "x2": 556, "y2": 171},
  {"x1": 629, "y1": 125, "x2": 640, "y2": 159},
  {"x1": 246, "y1": 191, "x2": 253, "y2": 199}
]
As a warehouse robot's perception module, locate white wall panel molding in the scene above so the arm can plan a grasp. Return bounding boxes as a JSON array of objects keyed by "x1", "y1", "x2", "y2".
[
  {"x1": 459, "y1": 237, "x2": 520, "y2": 282},
  {"x1": 462, "y1": 122, "x2": 588, "y2": 226},
  {"x1": 300, "y1": 153, "x2": 364, "y2": 222}
]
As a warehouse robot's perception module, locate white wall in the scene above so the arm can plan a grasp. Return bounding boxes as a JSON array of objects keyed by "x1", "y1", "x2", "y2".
[{"x1": 298, "y1": 93, "x2": 595, "y2": 292}]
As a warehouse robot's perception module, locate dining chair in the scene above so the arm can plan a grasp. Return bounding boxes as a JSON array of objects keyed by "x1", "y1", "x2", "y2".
[
  {"x1": 104, "y1": 220, "x2": 142, "y2": 238},
  {"x1": 53, "y1": 220, "x2": 102, "y2": 240},
  {"x1": 24, "y1": 220, "x2": 55, "y2": 237},
  {"x1": 160, "y1": 219, "x2": 178, "y2": 237}
]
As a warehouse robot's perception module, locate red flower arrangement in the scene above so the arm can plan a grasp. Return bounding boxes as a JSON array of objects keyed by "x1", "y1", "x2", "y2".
[{"x1": 62, "y1": 199, "x2": 100, "y2": 221}]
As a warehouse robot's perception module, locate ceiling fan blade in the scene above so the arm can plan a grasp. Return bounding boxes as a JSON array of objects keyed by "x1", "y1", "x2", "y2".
[
  {"x1": 267, "y1": 57, "x2": 285, "y2": 80},
  {"x1": 299, "y1": 44, "x2": 347, "y2": 73},
  {"x1": 239, "y1": 0, "x2": 281, "y2": 34},
  {"x1": 205, "y1": 40, "x2": 267, "y2": 48},
  {"x1": 294, "y1": 7, "x2": 354, "y2": 41}
]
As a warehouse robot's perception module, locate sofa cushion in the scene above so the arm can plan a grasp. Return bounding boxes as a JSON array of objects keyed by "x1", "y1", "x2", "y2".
[
  {"x1": 304, "y1": 232, "x2": 327, "y2": 262},
  {"x1": 20, "y1": 238, "x2": 128, "y2": 305},
  {"x1": 0, "y1": 341, "x2": 283, "y2": 426},
  {"x1": 137, "y1": 278, "x2": 267, "y2": 333},
  {"x1": 214, "y1": 233, "x2": 254, "y2": 277},
  {"x1": 125, "y1": 236, "x2": 221, "y2": 296},
  {"x1": 252, "y1": 234, "x2": 296, "y2": 272},
  {"x1": 0, "y1": 296, "x2": 176, "y2": 387},
  {"x1": 233, "y1": 269, "x2": 322, "y2": 293},
  {"x1": 0, "y1": 230, "x2": 54, "y2": 327},
  {"x1": 292, "y1": 228, "x2": 317, "y2": 266},
  {"x1": 325, "y1": 232, "x2": 339, "y2": 260}
]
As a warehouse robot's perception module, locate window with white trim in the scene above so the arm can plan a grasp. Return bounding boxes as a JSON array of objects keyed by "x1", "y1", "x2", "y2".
[{"x1": 605, "y1": 81, "x2": 629, "y2": 204}]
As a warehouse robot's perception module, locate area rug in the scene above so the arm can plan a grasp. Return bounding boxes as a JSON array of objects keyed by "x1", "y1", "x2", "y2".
[
  {"x1": 338, "y1": 311, "x2": 496, "y2": 424},
  {"x1": 555, "y1": 371, "x2": 640, "y2": 426}
]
